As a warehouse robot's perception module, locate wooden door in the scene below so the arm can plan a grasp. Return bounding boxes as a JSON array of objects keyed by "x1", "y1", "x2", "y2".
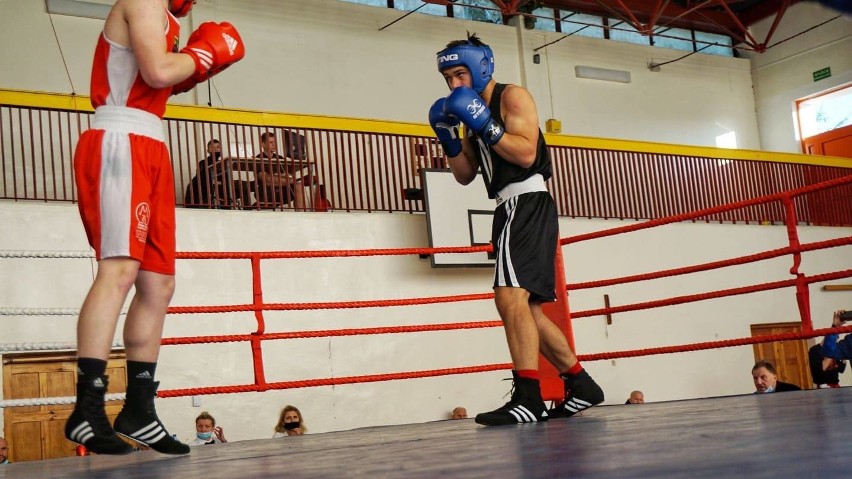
[
  {"x1": 2, "y1": 352, "x2": 127, "y2": 462},
  {"x1": 799, "y1": 119, "x2": 852, "y2": 225},
  {"x1": 801, "y1": 123, "x2": 852, "y2": 158},
  {"x1": 750, "y1": 322, "x2": 810, "y2": 390}
]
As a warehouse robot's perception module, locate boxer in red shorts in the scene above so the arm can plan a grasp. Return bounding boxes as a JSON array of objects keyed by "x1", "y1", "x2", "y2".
[{"x1": 65, "y1": 0, "x2": 244, "y2": 455}]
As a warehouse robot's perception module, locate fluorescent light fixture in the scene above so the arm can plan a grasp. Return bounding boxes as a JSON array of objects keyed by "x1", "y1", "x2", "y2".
[
  {"x1": 46, "y1": 0, "x2": 111, "y2": 20},
  {"x1": 574, "y1": 66, "x2": 631, "y2": 83}
]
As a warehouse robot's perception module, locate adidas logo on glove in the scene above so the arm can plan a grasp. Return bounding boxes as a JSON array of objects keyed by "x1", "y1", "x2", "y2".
[
  {"x1": 189, "y1": 47, "x2": 213, "y2": 70},
  {"x1": 222, "y1": 33, "x2": 238, "y2": 56},
  {"x1": 182, "y1": 21, "x2": 245, "y2": 76}
]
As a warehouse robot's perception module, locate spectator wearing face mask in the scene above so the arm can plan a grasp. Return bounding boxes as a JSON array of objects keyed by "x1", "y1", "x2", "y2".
[
  {"x1": 752, "y1": 360, "x2": 801, "y2": 394},
  {"x1": 189, "y1": 411, "x2": 227, "y2": 446},
  {"x1": 273, "y1": 405, "x2": 307, "y2": 437}
]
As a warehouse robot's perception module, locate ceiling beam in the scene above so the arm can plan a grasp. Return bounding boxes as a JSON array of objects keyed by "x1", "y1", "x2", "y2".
[
  {"x1": 539, "y1": 0, "x2": 784, "y2": 35},
  {"x1": 735, "y1": 0, "x2": 800, "y2": 26}
]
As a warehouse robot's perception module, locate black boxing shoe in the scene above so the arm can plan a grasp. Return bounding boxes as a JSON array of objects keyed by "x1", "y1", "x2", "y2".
[
  {"x1": 65, "y1": 375, "x2": 134, "y2": 455},
  {"x1": 548, "y1": 369, "x2": 604, "y2": 419},
  {"x1": 114, "y1": 382, "x2": 190, "y2": 455},
  {"x1": 474, "y1": 372, "x2": 549, "y2": 426}
]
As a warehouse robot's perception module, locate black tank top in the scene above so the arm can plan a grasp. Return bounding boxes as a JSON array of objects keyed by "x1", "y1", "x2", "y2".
[{"x1": 470, "y1": 83, "x2": 551, "y2": 199}]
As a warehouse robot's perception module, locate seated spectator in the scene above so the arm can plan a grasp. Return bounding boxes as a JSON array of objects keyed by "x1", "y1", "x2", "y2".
[
  {"x1": 451, "y1": 407, "x2": 468, "y2": 419},
  {"x1": 273, "y1": 405, "x2": 306, "y2": 437},
  {"x1": 185, "y1": 139, "x2": 253, "y2": 209},
  {"x1": 189, "y1": 411, "x2": 227, "y2": 446},
  {"x1": 625, "y1": 390, "x2": 645, "y2": 404},
  {"x1": 822, "y1": 309, "x2": 852, "y2": 363},
  {"x1": 253, "y1": 132, "x2": 305, "y2": 210},
  {"x1": 809, "y1": 338, "x2": 845, "y2": 388},
  {"x1": 0, "y1": 436, "x2": 9, "y2": 464},
  {"x1": 752, "y1": 360, "x2": 801, "y2": 393},
  {"x1": 185, "y1": 139, "x2": 229, "y2": 208}
]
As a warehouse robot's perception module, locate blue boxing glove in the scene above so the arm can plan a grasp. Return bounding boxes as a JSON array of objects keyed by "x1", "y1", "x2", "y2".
[
  {"x1": 429, "y1": 98, "x2": 462, "y2": 157},
  {"x1": 444, "y1": 86, "x2": 504, "y2": 145}
]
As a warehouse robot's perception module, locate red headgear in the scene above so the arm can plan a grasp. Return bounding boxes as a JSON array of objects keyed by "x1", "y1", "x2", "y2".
[{"x1": 169, "y1": 0, "x2": 194, "y2": 18}]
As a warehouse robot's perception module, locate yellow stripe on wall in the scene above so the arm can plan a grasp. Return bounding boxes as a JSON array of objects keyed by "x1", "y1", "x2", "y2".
[{"x1": 1, "y1": 88, "x2": 849, "y2": 169}]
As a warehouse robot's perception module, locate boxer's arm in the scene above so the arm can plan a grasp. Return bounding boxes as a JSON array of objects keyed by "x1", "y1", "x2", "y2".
[
  {"x1": 447, "y1": 135, "x2": 479, "y2": 186},
  {"x1": 491, "y1": 85, "x2": 540, "y2": 169},
  {"x1": 122, "y1": 0, "x2": 195, "y2": 88}
]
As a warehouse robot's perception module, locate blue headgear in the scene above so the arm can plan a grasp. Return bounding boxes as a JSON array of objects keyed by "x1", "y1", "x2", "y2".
[{"x1": 436, "y1": 42, "x2": 495, "y2": 94}]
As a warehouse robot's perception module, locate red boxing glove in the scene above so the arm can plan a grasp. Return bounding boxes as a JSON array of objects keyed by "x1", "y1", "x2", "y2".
[{"x1": 179, "y1": 22, "x2": 245, "y2": 86}]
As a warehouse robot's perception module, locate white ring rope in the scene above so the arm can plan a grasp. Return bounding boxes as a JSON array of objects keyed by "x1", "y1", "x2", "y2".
[
  {"x1": 0, "y1": 393, "x2": 126, "y2": 408},
  {"x1": 0, "y1": 249, "x2": 166, "y2": 408},
  {"x1": 0, "y1": 250, "x2": 94, "y2": 259},
  {"x1": 0, "y1": 249, "x2": 99, "y2": 315},
  {"x1": 1, "y1": 307, "x2": 81, "y2": 316},
  {"x1": 0, "y1": 340, "x2": 124, "y2": 354},
  {"x1": 0, "y1": 307, "x2": 128, "y2": 316}
]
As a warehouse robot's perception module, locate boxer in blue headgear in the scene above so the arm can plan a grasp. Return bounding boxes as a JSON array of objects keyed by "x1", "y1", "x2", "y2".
[
  {"x1": 436, "y1": 39, "x2": 494, "y2": 94},
  {"x1": 427, "y1": 34, "x2": 605, "y2": 428}
]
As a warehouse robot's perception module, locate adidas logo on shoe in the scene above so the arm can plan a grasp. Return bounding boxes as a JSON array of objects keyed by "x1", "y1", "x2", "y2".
[
  {"x1": 92, "y1": 377, "x2": 105, "y2": 388},
  {"x1": 115, "y1": 420, "x2": 189, "y2": 455},
  {"x1": 549, "y1": 371, "x2": 605, "y2": 419},
  {"x1": 475, "y1": 401, "x2": 549, "y2": 426},
  {"x1": 135, "y1": 371, "x2": 152, "y2": 380},
  {"x1": 510, "y1": 404, "x2": 547, "y2": 423},
  {"x1": 475, "y1": 372, "x2": 550, "y2": 426},
  {"x1": 68, "y1": 421, "x2": 95, "y2": 444},
  {"x1": 118, "y1": 421, "x2": 167, "y2": 446},
  {"x1": 560, "y1": 397, "x2": 596, "y2": 415}
]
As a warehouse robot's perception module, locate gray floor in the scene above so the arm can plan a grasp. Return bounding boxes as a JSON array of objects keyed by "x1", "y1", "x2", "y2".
[{"x1": 4, "y1": 388, "x2": 852, "y2": 478}]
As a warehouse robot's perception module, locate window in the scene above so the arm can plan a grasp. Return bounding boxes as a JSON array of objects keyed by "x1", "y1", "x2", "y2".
[
  {"x1": 608, "y1": 20, "x2": 650, "y2": 46},
  {"x1": 797, "y1": 85, "x2": 852, "y2": 139},
  {"x1": 453, "y1": 0, "x2": 502, "y2": 24},
  {"x1": 338, "y1": 0, "x2": 387, "y2": 7},
  {"x1": 694, "y1": 32, "x2": 733, "y2": 57},
  {"x1": 526, "y1": 7, "x2": 556, "y2": 32},
  {"x1": 336, "y1": 1, "x2": 733, "y2": 59},
  {"x1": 393, "y1": 0, "x2": 448, "y2": 17},
  {"x1": 560, "y1": 12, "x2": 604, "y2": 38},
  {"x1": 652, "y1": 27, "x2": 693, "y2": 52}
]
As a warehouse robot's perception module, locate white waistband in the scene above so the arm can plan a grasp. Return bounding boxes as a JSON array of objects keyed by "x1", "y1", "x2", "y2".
[
  {"x1": 495, "y1": 174, "x2": 547, "y2": 205},
  {"x1": 92, "y1": 106, "x2": 165, "y2": 142}
]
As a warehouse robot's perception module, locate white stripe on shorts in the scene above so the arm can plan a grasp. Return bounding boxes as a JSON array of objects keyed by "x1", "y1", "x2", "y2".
[
  {"x1": 92, "y1": 106, "x2": 165, "y2": 259},
  {"x1": 496, "y1": 197, "x2": 519, "y2": 287},
  {"x1": 98, "y1": 130, "x2": 133, "y2": 258}
]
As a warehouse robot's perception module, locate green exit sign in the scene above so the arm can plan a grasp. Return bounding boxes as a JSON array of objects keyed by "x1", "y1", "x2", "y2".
[{"x1": 813, "y1": 67, "x2": 831, "y2": 82}]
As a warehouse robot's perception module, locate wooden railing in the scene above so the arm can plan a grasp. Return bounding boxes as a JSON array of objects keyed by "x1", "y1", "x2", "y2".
[{"x1": 1, "y1": 89, "x2": 850, "y2": 224}]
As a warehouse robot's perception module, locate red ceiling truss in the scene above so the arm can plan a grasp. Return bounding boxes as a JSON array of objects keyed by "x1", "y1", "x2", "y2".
[
  {"x1": 523, "y1": 0, "x2": 798, "y2": 52},
  {"x1": 425, "y1": 0, "x2": 807, "y2": 53}
]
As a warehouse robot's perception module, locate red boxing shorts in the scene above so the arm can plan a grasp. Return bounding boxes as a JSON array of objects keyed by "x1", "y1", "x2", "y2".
[{"x1": 74, "y1": 106, "x2": 176, "y2": 275}]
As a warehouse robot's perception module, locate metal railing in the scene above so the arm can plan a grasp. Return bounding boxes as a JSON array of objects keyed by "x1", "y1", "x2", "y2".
[{"x1": 2, "y1": 89, "x2": 850, "y2": 223}]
